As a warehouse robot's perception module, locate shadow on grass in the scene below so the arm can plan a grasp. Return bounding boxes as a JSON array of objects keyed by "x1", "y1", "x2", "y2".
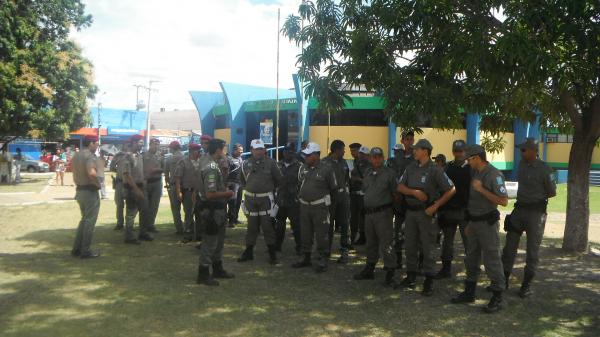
[{"x1": 0, "y1": 221, "x2": 598, "y2": 337}]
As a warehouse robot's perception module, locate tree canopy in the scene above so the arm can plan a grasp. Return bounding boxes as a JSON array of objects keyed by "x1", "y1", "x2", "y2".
[{"x1": 0, "y1": 0, "x2": 97, "y2": 140}]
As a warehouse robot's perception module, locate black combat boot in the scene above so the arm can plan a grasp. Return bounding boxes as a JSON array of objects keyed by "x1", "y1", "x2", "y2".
[
  {"x1": 483, "y1": 291, "x2": 504, "y2": 313},
  {"x1": 421, "y1": 276, "x2": 434, "y2": 297},
  {"x1": 237, "y1": 245, "x2": 254, "y2": 262},
  {"x1": 292, "y1": 253, "x2": 312, "y2": 268},
  {"x1": 354, "y1": 232, "x2": 366, "y2": 245},
  {"x1": 518, "y1": 270, "x2": 534, "y2": 298},
  {"x1": 395, "y1": 271, "x2": 417, "y2": 289},
  {"x1": 212, "y1": 261, "x2": 235, "y2": 279},
  {"x1": 384, "y1": 268, "x2": 398, "y2": 287},
  {"x1": 267, "y1": 245, "x2": 279, "y2": 265},
  {"x1": 451, "y1": 281, "x2": 477, "y2": 303},
  {"x1": 353, "y1": 262, "x2": 376, "y2": 280},
  {"x1": 434, "y1": 260, "x2": 452, "y2": 279},
  {"x1": 196, "y1": 265, "x2": 219, "y2": 286}
]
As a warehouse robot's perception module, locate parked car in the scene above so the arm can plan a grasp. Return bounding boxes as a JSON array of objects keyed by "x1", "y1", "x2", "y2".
[{"x1": 19, "y1": 154, "x2": 50, "y2": 173}]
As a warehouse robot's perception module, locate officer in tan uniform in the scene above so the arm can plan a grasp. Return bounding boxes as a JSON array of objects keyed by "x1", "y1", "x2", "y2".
[
  {"x1": 175, "y1": 143, "x2": 202, "y2": 243},
  {"x1": 143, "y1": 138, "x2": 164, "y2": 233},
  {"x1": 164, "y1": 141, "x2": 185, "y2": 234}
]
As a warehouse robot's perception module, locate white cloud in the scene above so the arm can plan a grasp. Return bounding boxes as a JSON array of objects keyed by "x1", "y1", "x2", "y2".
[{"x1": 72, "y1": 0, "x2": 303, "y2": 110}]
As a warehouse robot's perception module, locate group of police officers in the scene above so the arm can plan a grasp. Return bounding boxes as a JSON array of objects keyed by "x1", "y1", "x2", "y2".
[{"x1": 70, "y1": 130, "x2": 556, "y2": 314}]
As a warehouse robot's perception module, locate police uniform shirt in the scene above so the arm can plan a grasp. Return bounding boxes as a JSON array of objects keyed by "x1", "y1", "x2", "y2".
[
  {"x1": 110, "y1": 151, "x2": 126, "y2": 175},
  {"x1": 241, "y1": 156, "x2": 282, "y2": 193},
  {"x1": 388, "y1": 152, "x2": 414, "y2": 178},
  {"x1": 322, "y1": 156, "x2": 350, "y2": 190},
  {"x1": 227, "y1": 155, "x2": 243, "y2": 184},
  {"x1": 143, "y1": 151, "x2": 163, "y2": 180},
  {"x1": 468, "y1": 164, "x2": 508, "y2": 216},
  {"x1": 517, "y1": 159, "x2": 556, "y2": 204},
  {"x1": 350, "y1": 158, "x2": 371, "y2": 192},
  {"x1": 399, "y1": 160, "x2": 454, "y2": 207},
  {"x1": 362, "y1": 166, "x2": 398, "y2": 208},
  {"x1": 199, "y1": 159, "x2": 225, "y2": 202},
  {"x1": 174, "y1": 157, "x2": 201, "y2": 189},
  {"x1": 165, "y1": 150, "x2": 184, "y2": 184},
  {"x1": 441, "y1": 160, "x2": 471, "y2": 210},
  {"x1": 120, "y1": 152, "x2": 145, "y2": 184},
  {"x1": 277, "y1": 158, "x2": 301, "y2": 207},
  {"x1": 72, "y1": 149, "x2": 97, "y2": 186},
  {"x1": 298, "y1": 162, "x2": 338, "y2": 202}
]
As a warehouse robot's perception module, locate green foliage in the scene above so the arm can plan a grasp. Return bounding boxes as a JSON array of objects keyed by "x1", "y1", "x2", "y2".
[{"x1": 0, "y1": 0, "x2": 96, "y2": 140}]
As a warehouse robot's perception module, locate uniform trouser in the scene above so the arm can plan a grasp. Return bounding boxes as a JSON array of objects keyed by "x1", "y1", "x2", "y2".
[
  {"x1": 275, "y1": 203, "x2": 301, "y2": 249},
  {"x1": 199, "y1": 209, "x2": 226, "y2": 266},
  {"x1": 227, "y1": 183, "x2": 240, "y2": 223},
  {"x1": 167, "y1": 186, "x2": 183, "y2": 232},
  {"x1": 145, "y1": 179, "x2": 163, "y2": 230},
  {"x1": 182, "y1": 190, "x2": 200, "y2": 240},
  {"x1": 244, "y1": 195, "x2": 275, "y2": 246},
  {"x1": 350, "y1": 194, "x2": 365, "y2": 242},
  {"x1": 465, "y1": 220, "x2": 506, "y2": 291},
  {"x1": 393, "y1": 203, "x2": 406, "y2": 253},
  {"x1": 300, "y1": 203, "x2": 330, "y2": 261},
  {"x1": 439, "y1": 208, "x2": 468, "y2": 262},
  {"x1": 114, "y1": 181, "x2": 125, "y2": 226},
  {"x1": 73, "y1": 189, "x2": 100, "y2": 254},
  {"x1": 125, "y1": 186, "x2": 150, "y2": 240},
  {"x1": 365, "y1": 208, "x2": 397, "y2": 268},
  {"x1": 404, "y1": 209, "x2": 439, "y2": 276},
  {"x1": 328, "y1": 192, "x2": 350, "y2": 253},
  {"x1": 501, "y1": 208, "x2": 547, "y2": 277}
]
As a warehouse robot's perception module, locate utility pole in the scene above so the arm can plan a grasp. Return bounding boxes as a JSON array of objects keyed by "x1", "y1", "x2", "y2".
[
  {"x1": 276, "y1": 8, "x2": 281, "y2": 161},
  {"x1": 140, "y1": 81, "x2": 159, "y2": 151},
  {"x1": 132, "y1": 84, "x2": 145, "y2": 128},
  {"x1": 96, "y1": 91, "x2": 106, "y2": 146}
]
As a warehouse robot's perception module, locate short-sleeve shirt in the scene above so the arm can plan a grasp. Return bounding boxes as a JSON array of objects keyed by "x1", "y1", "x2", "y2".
[
  {"x1": 143, "y1": 150, "x2": 163, "y2": 180},
  {"x1": 399, "y1": 160, "x2": 454, "y2": 207},
  {"x1": 468, "y1": 163, "x2": 508, "y2": 216},
  {"x1": 298, "y1": 161, "x2": 338, "y2": 202},
  {"x1": 119, "y1": 152, "x2": 145, "y2": 184},
  {"x1": 72, "y1": 149, "x2": 97, "y2": 186},
  {"x1": 322, "y1": 155, "x2": 350, "y2": 191},
  {"x1": 241, "y1": 156, "x2": 283, "y2": 193},
  {"x1": 277, "y1": 158, "x2": 302, "y2": 207},
  {"x1": 174, "y1": 157, "x2": 201, "y2": 189},
  {"x1": 199, "y1": 159, "x2": 226, "y2": 203},
  {"x1": 350, "y1": 158, "x2": 371, "y2": 192},
  {"x1": 516, "y1": 159, "x2": 556, "y2": 204},
  {"x1": 362, "y1": 166, "x2": 398, "y2": 208},
  {"x1": 165, "y1": 150, "x2": 185, "y2": 184}
]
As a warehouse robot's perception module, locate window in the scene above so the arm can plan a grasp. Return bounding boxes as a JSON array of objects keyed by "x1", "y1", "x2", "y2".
[{"x1": 546, "y1": 134, "x2": 573, "y2": 143}]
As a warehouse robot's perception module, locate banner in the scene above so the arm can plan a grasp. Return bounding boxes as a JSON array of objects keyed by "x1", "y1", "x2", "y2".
[{"x1": 260, "y1": 120, "x2": 273, "y2": 145}]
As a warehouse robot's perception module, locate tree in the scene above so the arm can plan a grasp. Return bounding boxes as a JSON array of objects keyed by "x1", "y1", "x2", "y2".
[
  {"x1": 283, "y1": 0, "x2": 600, "y2": 252},
  {"x1": 0, "y1": 0, "x2": 97, "y2": 141}
]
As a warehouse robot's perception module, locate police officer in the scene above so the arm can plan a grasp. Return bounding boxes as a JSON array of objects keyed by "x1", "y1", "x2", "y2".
[
  {"x1": 196, "y1": 139, "x2": 235, "y2": 286},
  {"x1": 433, "y1": 154, "x2": 446, "y2": 169},
  {"x1": 451, "y1": 144, "x2": 508, "y2": 313},
  {"x1": 349, "y1": 144, "x2": 370, "y2": 245},
  {"x1": 164, "y1": 141, "x2": 185, "y2": 234},
  {"x1": 175, "y1": 143, "x2": 202, "y2": 243},
  {"x1": 322, "y1": 139, "x2": 351, "y2": 263},
  {"x1": 120, "y1": 134, "x2": 153, "y2": 244},
  {"x1": 110, "y1": 143, "x2": 129, "y2": 230},
  {"x1": 353, "y1": 147, "x2": 399, "y2": 286},
  {"x1": 238, "y1": 139, "x2": 283, "y2": 265},
  {"x1": 226, "y1": 143, "x2": 244, "y2": 227},
  {"x1": 397, "y1": 139, "x2": 456, "y2": 296},
  {"x1": 275, "y1": 143, "x2": 302, "y2": 254},
  {"x1": 435, "y1": 140, "x2": 471, "y2": 279},
  {"x1": 292, "y1": 142, "x2": 338, "y2": 273},
  {"x1": 501, "y1": 138, "x2": 556, "y2": 298},
  {"x1": 143, "y1": 138, "x2": 164, "y2": 233},
  {"x1": 71, "y1": 135, "x2": 101, "y2": 258}
]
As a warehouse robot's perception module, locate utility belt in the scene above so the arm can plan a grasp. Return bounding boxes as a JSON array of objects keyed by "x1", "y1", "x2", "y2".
[
  {"x1": 197, "y1": 201, "x2": 227, "y2": 211},
  {"x1": 147, "y1": 177, "x2": 162, "y2": 184},
  {"x1": 467, "y1": 209, "x2": 500, "y2": 225},
  {"x1": 515, "y1": 200, "x2": 547, "y2": 213},
  {"x1": 245, "y1": 191, "x2": 273, "y2": 198},
  {"x1": 243, "y1": 191, "x2": 278, "y2": 217},
  {"x1": 76, "y1": 184, "x2": 99, "y2": 192},
  {"x1": 299, "y1": 194, "x2": 331, "y2": 207},
  {"x1": 181, "y1": 187, "x2": 194, "y2": 192},
  {"x1": 364, "y1": 203, "x2": 392, "y2": 215}
]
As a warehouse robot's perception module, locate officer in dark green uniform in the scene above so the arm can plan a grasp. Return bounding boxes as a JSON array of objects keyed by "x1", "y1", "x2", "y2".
[
  {"x1": 353, "y1": 147, "x2": 399, "y2": 286},
  {"x1": 165, "y1": 141, "x2": 185, "y2": 234},
  {"x1": 275, "y1": 143, "x2": 302, "y2": 254},
  {"x1": 71, "y1": 135, "x2": 101, "y2": 258},
  {"x1": 451, "y1": 144, "x2": 508, "y2": 313},
  {"x1": 502, "y1": 138, "x2": 556, "y2": 298},
  {"x1": 120, "y1": 134, "x2": 153, "y2": 244},
  {"x1": 397, "y1": 139, "x2": 456, "y2": 296},
  {"x1": 435, "y1": 140, "x2": 471, "y2": 279},
  {"x1": 143, "y1": 138, "x2": 164, "y2": 233},
  {"x1": 175, "y1": 143, "x2": 202, "y2": 243},
  {"x1": 238, "y1": 139, "x2": 283, "y2": 265},
  {"x1": 196, "y1": 139, "x2": 235, "y2": 286},
  {"x1": 349, "y1": 144, "x2": 370, "y2": 245},
  {"x1": 110, "y1": 143, "x2": 129, "y2": 230},
  {"x1": 322, "y1": 139, "x2": 351, "y2": 263},
  {"x1": 292, "y1": 142, "x2": 338, "y2": 273}
]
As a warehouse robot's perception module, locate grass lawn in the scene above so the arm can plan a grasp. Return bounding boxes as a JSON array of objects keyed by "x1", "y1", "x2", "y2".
[
  {"x1": 0, "y1": 174, "x2": 52, "y2": 193},
  {"x1": 0, "y1": 200, "x2": 598, "y2": 337},
  {"x1": 505, "y1": 184, "x2": 600, "y2": 214}
]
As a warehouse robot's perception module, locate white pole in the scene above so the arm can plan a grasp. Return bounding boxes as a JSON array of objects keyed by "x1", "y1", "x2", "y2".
[
  {"x1": 299, "y1": 0, "x2": 305, "y2": 146},
  {"x1": 276, "y1": 8, "x2": 281, "y2": 161},
  {"x1": 145, "y1": 80, "x2": 159, "y2": 151}
]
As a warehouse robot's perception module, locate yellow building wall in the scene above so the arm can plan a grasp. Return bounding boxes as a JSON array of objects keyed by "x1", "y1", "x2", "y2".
[
  {"x1": 214, "y1": 128, "x2": 231, "y2": 145},
  {"x1": 542, "y1": 142, "x2": 600, "y2": 168},
  {"x1": 398, "y1": 128, "x2": 468, "y2": 160},
  {"x1": 480, "y1": 131, "x2": 515, "y2": 168},
  {"x1": 309, "y1": 126, "x2": 388, "y2": 159}
]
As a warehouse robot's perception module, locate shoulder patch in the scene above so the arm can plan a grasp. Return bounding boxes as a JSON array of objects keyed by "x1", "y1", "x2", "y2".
[{"x1": 496, "y1": 176, "x2": 504, "y2": 185}]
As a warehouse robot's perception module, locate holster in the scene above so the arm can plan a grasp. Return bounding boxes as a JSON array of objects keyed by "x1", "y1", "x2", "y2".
[{"x1": 504, "y1": 212, "x2": 523, "y2": 235}]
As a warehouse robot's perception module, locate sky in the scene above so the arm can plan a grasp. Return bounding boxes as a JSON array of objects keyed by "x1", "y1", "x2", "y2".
[{"x1": 71, "y1": 0, "x2": 303, "y2": 111}]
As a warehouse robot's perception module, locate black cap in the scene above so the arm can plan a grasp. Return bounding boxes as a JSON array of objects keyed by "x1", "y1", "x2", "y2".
[
  {"x1": 349, "y1": 143, "x2": 362, "y2": 149},
  {"x1": 517, "y1": 137, "x2": 539, "y2": 151},
  {"x1": 433, "y1": 154, "x2": 446, "y2": 162},
  {"x1": 465, "y1": 144, "x2": 485, "y2": 158},
  {"x1": 370, "y1": 147, "x2": 384, "y2": 156},
  {"x1": 413, "y1": 139, "x2": 433, "y2": 150},
  {"x1": 452, "y1": 140, "x2": 466, "y2": 151}
]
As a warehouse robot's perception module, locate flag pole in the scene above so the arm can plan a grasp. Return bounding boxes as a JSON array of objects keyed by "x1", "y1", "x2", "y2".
[{"x1": 275, "y1": 8, "x2": 281, "y2": 161}]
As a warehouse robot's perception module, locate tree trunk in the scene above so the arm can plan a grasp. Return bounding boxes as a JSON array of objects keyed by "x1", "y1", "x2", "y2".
[{"x1": 562, "y1": 135, "x2": 596, "y2": 252}]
